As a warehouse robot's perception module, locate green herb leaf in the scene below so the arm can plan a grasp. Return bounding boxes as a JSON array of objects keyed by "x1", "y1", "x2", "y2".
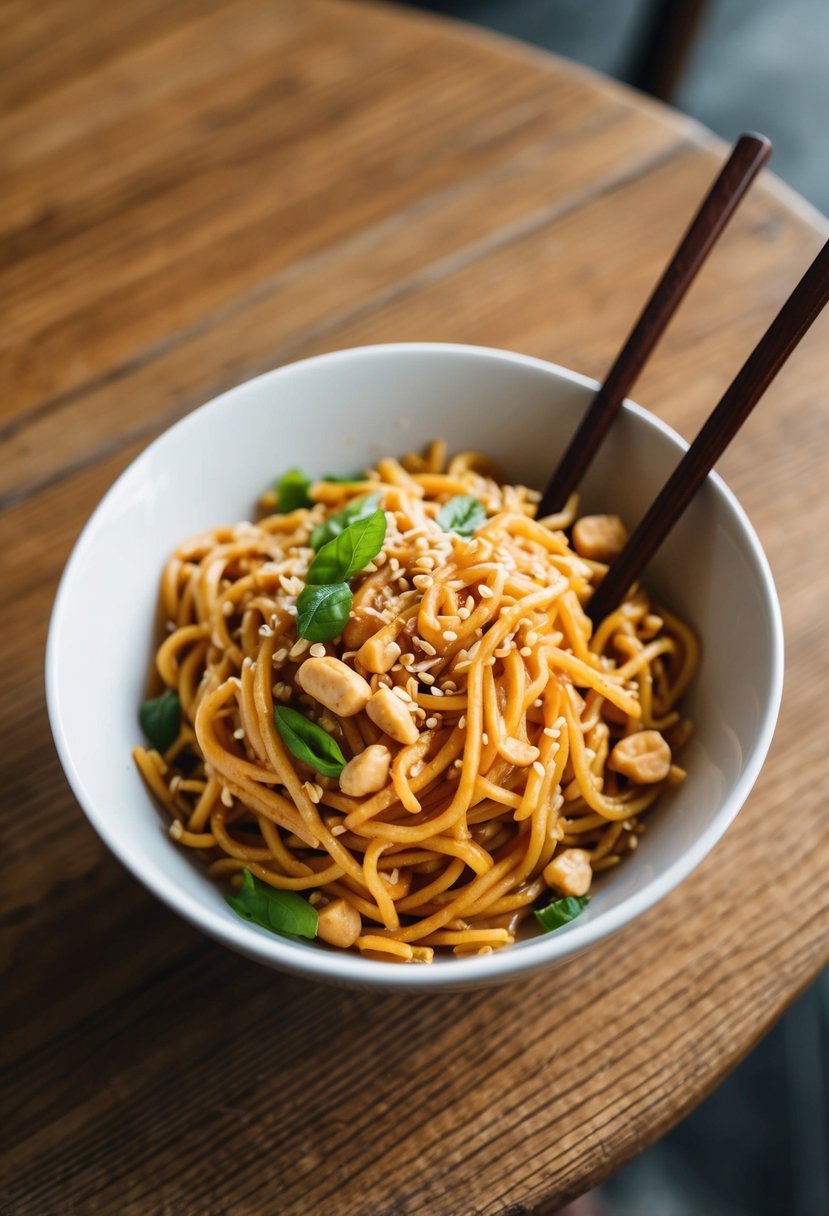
[
  {"x1": 275, "y1": 468, "x2": 312, "y2": 512},
  {"x1": 273, "y1": 705, "x2": 348, "y2": 776},
  {"x1": 310, "y1": 492, "x2": 381, "y2": 551},
  {"x1": 534, "y1": 894, "x2": 589, "y2": 934},
  {"x1": 226, "y1": 869, "x2": 318, "y2": 939},
  {"x1": 296, "y1": 582, "x2": 353, "y2": 642},
  {"x1": 306, "y1": 510, "x2": 386, "y2": 584},
  {"x1": 436, "y1": 494, "x2": 486, "y2": 537},
  {"x1": 139, "y1": 690, "x2": 181, "y2": 753}
]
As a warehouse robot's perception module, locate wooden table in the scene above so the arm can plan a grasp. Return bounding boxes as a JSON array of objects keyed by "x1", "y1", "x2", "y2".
[{"x1": 3, "y1": 2, "x2": 828, "y2": 1211}]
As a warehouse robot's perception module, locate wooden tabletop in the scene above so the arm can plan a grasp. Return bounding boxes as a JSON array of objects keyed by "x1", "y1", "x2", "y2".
[{"x1": 3, "y1": 2, "x2": 828, "y2": 1211}]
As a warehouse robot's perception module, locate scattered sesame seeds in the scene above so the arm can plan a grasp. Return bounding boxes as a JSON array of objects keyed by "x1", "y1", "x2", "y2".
[
  {"x1": 413, "y1": 574, "x2": 434, "y2": 590},
  {"x1": 331, "y1": 824, "x2": 347, "y2": 836},
  {"x1": 417, "y1": 638, "x2": 437, "y2": 656},
  {"x1": 242, "y1": 656, "x2": 254, "y2": 670},
  {"x1": 481, "y1": 732, "x2": 489, "y2": 745},
  {"x1": 479, "y1": 585, "x2": 494, "y2": 599},
  {"x1": 534, "y1": 698, "x2": 543, "y2": 708},
  {"x1": 421, "y1": 672, "x2": 435, "y2": 685},
  {"x1": 309, "y1": 642, "x2": 326, "y2": 658},
  {"x1": 458, "y1": 715, "x2": 467, "y2": 729},
  {"x1": 465, "y1": 595, "x2": 474, "y2": 612},
  {"x1": 431, "y1": 687, "x2": 444, "y2": 697},
  {"x1": 532, "y1": 760, "x2": 546, "y2": 778},
  {"x1": 258, "y1": 623, "x2": 274, "y2": 637},
  {"x1": 388, "y1": 868, "x2": 400, "y2": 885},
  {"x1": 443, "y1": 630, "x2": 458, "y2": 642},
  {"x1": 398, "y1": 653, "x2": 415, "y2": 667},
  {"x1": 289, "y1": 637, "x2": 311, "y2": 660},
  {"x1": 169, "y1": 820, "x2": 183, "y2": 840},
  {"x1": 273, "y1": 682, "x2": 292, "y2": 702},
  {"x1": 220, "y1": 786, "x2": 234, "y2": 808},
  {"x1": 391, "y1": 686, "x2": 410, "y2": 702},
  {"x1": 425, "y1": 716, "x2": 438, "y2": 729},
  {"x1": 414, "y1": 537, "x2": 429, "y2": 552},
  {"x1": 169, "y1": 775, "x2": 182, "y2": 793},
  {"x1": 453, "y1": 758, "x2": 463, "y2": 768},
  {"x1": 273, "y1": 648, "x2": 288, "y2": 664},
  {"x1": 389, "y1": 557, "x2": 400, "y2": 572},
  {"x1": 443, "y1": 680, "x2": 457, "y2": 692},
  {"x1": 519, "y1": 646, "x2": 532, "y2": 657},
  {"x1": 397, "y1": 578, "x2": 410, "y2": 592},
  {"x1": 233, "y1": 727, "x2": 245, "y2": 740}
]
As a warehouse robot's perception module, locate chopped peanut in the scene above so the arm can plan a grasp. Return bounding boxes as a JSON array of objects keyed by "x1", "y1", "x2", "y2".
[
  {"x1": 357, "y1": 633, "x2": 402, "y2": 674},
  {"x1": 296, "y1": 657, "x2": 371, "y2": 717},
  {"x1": 497, "y1": 736, "x2": 541, "y2": 767},
  {"x1": 572, "y1": 514, "x2": 628, "y2": 562},
  {"x1": 366, "y1": 686, "x2": 419, "y2": 745},
  {"x1": 608, "y1": 729, "x2": 671, "y2": 783},
  {"x1": 316, "y1": 898, "x2": 362, "y2": 948},
  {"x1": 339, "y1": 744, "x2": 391, "y2": 796},
  {"x1": 543, "y1": 848, "x2": 592, "y2": 897}
]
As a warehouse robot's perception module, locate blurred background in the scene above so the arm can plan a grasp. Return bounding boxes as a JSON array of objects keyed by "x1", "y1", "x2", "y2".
[{"x1": 397, "y1": 5, "x2": 829, "y2": 1214}]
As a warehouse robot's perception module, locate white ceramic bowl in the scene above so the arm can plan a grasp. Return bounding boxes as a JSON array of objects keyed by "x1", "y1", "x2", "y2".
[{"x1": 46, "y1": 344, "x2": 783, "y2": 991}]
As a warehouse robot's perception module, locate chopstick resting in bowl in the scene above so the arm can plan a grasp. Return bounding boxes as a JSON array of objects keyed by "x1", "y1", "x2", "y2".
[
  {"x1": 587, "y1": 238, "x2": 829, "y2": 624},
  {"x1": 537, "y1": 132, "x2": 772, "y2": 518}
]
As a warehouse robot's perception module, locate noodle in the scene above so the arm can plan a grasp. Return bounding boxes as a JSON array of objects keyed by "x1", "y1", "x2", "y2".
[{"x1": 134, "y1": 444, "x2": 697, "y2": 961}]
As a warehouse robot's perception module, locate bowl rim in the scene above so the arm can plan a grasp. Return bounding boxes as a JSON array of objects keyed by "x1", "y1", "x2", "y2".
[{"x1": 46, "y1": 342, "x2": 785, "y2": 990}]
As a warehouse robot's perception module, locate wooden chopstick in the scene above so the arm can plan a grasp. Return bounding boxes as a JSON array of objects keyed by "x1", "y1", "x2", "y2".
[
  {"x1": 587, "y1": 238, "x2": 829, "y2": 624},
  {"x1": 537, "y1": 133, "x2": 772, "y2": 518}
]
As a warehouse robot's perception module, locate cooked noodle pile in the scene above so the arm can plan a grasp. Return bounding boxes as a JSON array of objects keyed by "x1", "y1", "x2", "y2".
[{"x1": 135, "y1": 442, "x2": 698, "y2": 962}]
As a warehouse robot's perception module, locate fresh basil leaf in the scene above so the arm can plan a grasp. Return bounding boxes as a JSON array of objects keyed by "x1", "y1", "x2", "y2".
[
  {"x1": 310, "y1": 492, "x2": 381, "y2": 551},
  {"x1": 227, "y1": 869, "x2": 318, "y2": 939},
  {"x1": 296, "y1": 582, "x2": 352, "y2": 642},
  {"x1": 306, "y1": 510, "x2": 386, "y2": 584},
  {"x1": 275, "y1": 468, "x2": 312, "y2": 512},
  {"x1": 139, "y1": 690, "x2": 181, "y2": 753},
  {"x1": 273, "y1": 705, "x2": 347, "y2": 776},
  {"x1": 534, "y1": 894, "x2": 589, "y2": 933},
  {"x1": 436, "y1": 494, "x2": 486, "y2": 537}
]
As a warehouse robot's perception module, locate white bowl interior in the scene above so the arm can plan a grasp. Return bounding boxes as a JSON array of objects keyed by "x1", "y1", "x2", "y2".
[{"x1": 47, "y1": 345, "x2": 782, "y2": 990}]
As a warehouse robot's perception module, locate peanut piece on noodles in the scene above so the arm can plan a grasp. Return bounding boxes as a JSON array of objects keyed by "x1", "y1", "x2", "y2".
[
  {"x1": 366, "y1": 686, "x2": 419, "y2": 745},
  {"x1": 572, "y1": 514, "x2": 628, "y2": 562},
  {"x1": 498, "y1": 736, "x2": 541, "y2": 767},
  {"x1": 608, "y1": 730, "x2": 671, "y2": 783},
  {"x1": 296, "y1": 657, "x2": 371, "y2": 717},
  {"x1": 339, "y1": 744, "x2": 391, "y2": 796},
  {"x1": 543, "y1": 848, "x2": 593, "y2": 898},
  {"x1": 357, "y1": 634, "x2": 402, "y2": 674},
  {"x1": 316, "y1": 899, "x2": 362, "y2": 948}
]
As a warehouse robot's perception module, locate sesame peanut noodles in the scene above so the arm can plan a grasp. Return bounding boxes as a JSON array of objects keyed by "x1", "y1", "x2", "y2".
[{"x1": 134, "y1": 441, "x2": 698, "y2": 962}]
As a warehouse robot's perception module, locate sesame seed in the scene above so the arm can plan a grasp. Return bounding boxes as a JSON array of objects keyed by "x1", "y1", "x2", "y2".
[
  {"x1": 273, "y1": 648, "x2": 288, "y2": 664},
  {"x1": 421, "y1": 673, "x2": 435, "y2": 685},
  {"x1": 220, "y1": 786, "x2": 234, "y2": 807},
  {"x1": 543, "y1": 727, "x2": 557, "y2": 738},
  {"x1": 628, "y1": 836, "x2": 639, "y2": 850},
  {"x1": 331, "y1": 825, "x2": 347, "y2": 836},
  {"x1": 242, "y1": 656, "x2": 254, "y2": 670},
  {"x1": 431, "y1": 687, "x2": 444, "y2": 697},
  {"x1": 399, "y1": 652, "x2": 415, "y2": 666},
  {"x1": 520, "y1": 646, "x2": 532, "y2": 657},
  {"x1": 388, "y1": 868, "x2": 400, "y2": 885},
  {"x1": 413, "y1": 574, "x2": 434, "y2": 590},
  {"x1": 425, "y1": 716, "x2": 438, "y2": 729},
  {"x1": 397, "y1": 578, "x2": 410, "y2": 592},
  {"x1": 417, "y1": 638, "x2": 437, "y2": 656},
  {"x1": 222, "y1": 602, "x2": 234, "y2": 616},
  {"x1": 481, "y1": 733, "x2": 489, "y2": 745},
  {"x1": 258, "y1": 623, "x2": 274, "y2": 637},
  {"x1": 414, "y1": 537, "x2": 429, "y2": 551},
  {"x1": 458, "y1": 715, "x2": 467, "y2": 729},
  {"x1": 443, "y1": 680, "x2": 457, "y2": 691},
  {"x1": 169, "y1": 820, "x2": 183, "y2": 840},
  {"x1": 392, "y1": 686, "x2": 410, "y2": 702},
  {"x1": 479, "y1": 585, "x2": 494, "y2": 599},
  {"x1": 534, "y1": 698, "x2": 543, "y2": 708},
  {"x1": 458, "y1": 607, "x2": 471, "y2": 620},
  {"x1": 309, "y1": 642, "x2": 326, "y2": 658},
  {"x1": 389, "y1": 557, "x2": 400, "y2": 572},
  {"x1": 443, "y1": 630, "x2": 458, "y2": 642},
  {"x1": 233, "y1": 727, "x2": 245, "y2": 740},
  {"x1": 289, "y1": 638, "x2": 310, "y2": 659},
  {"x1": 465, "y1": 596, "x2": 474, "y2": 612},
  {"x1": 532, "y1": 760, "x2": 546, "y2": 778},
  {"x1": 454, "y1": 758, "x2": 463, "y2": 768}
]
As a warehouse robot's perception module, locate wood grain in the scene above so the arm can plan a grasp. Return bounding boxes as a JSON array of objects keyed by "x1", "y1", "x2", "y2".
[{"x1": 2, "y1": 1, "x2": 828, "y2": 1212}]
